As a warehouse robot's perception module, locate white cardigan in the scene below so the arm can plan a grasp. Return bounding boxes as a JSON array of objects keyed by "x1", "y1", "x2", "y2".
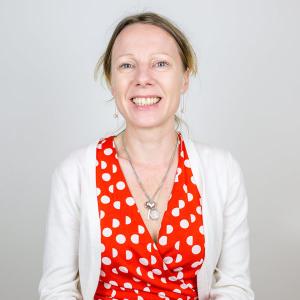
[{"x1": 38, "y1": 131, "x2": 255, "y2": 300}]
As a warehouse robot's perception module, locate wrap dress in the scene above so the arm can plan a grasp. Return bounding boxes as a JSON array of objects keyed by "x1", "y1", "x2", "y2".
[{"x1": 94, "y1": 131, "x2": 205, "y2": 300}]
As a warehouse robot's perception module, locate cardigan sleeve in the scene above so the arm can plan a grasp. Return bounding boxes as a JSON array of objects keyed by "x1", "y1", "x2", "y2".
[
  {"x1": 209, "y1": 151, "x2": 255, "y2": 300},
  {"x1": 38, "y1": 155, "x2": 83, "y2": 300}
]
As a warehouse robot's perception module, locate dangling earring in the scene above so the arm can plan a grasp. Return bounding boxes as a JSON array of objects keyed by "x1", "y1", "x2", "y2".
[
  {"x1": 180, "y1": 93, "x2": 185, "y2": 117},
  {"x1": 112, "y1": 99, "x2": 120, "y2": 129}
]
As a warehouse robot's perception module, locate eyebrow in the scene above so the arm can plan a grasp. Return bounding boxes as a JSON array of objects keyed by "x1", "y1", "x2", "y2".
[{"x1": 116, "y1": 52, "x2": 172, "y2": 59}]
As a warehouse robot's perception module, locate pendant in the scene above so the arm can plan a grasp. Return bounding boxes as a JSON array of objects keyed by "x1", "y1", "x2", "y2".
[{"x1": 148, "y1": 208, "x2": 160, "y2": 220}]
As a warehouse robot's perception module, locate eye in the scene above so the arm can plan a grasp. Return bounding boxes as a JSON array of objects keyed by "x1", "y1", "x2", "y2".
[
  {"x1": 155, "y1": 61, "x2": 169, "y2": 68},
  {"x1": 119, "y1": 63, "x2": 134, "y2": 69}
]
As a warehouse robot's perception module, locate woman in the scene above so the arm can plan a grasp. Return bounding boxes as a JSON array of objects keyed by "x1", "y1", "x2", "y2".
[{"x1": 39, "y1": 12, "x2": 254, "y2": 300}]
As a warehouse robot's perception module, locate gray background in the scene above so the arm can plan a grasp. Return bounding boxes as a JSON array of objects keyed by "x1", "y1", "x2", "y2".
[{"x1": 1, "y1": 0, "x2": 299, "y2": 299}]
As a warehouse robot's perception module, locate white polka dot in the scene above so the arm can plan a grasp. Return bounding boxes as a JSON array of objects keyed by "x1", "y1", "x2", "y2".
[
  {"x1": 147, "y1": 271, "x2": 154, "y2": 279},
  {"x1": 151, "y1": 255, "x2": 157, "y2": 265},
  {"x1": 199, "y1": 225, "x2": 204, "y2": 234},
  {"x1": 112, "y1": 218, "x2": 120, "y2": 228},
  {"x1": 163, "y1": 256, "x2": 173, "y2": 264},
  {"x1": 109, "y1": 280, "x2": 117, "y2": 286},
  {"x1": 111, "y1": 290, "x2": 116, "y2": 297},
  {"x1": 191, "y1": 175, "x2": 196, "y2": 184},
  {"x1": 158, "y1": 292, "x2": 166, "y2": 298},
  {"x1": 96, "y1": 188, "x2": 101, "y2": 196},
  {"x1": 139, "y1": 257, "x2": 149, "y2": 266},
  {"x1": 126, "y1": 250, "x2": 133, "y2": 260},
  {"x1": 102, "y1": 257, "x2": 111, "y2": 265},
  {"x1": 100, "y1": 210, "x2": 105, "y2": 219},
  {"x1": 126, "y1": 216, "x2": 131, "y2": 224},
  {"x1": 152, "y1": 268, "x2": 162, "y2": 275},
  {"x1": 187, "y1": 192, "x2": 193, "y2": 201},
  {"x1": 159, "y1": 235, "x2": 167, "y2": 246},
  {"x1": 186, "y1": 235, "x2": 193, "y2": 246},
  {"x1": 160, "y1": 277, "x2": 167, "y2": 283},
  {"x1": 173, "y1": 266, "x2": 183, "y2": 272},
  {"x1": 112, "y1": 163, "x2": 117, "y2": 173},
  {"x1": 184, "y1": 159, "x2": 191, "y2": 168},
  {"x1": 112, "y1": 267, "x2": 118, "y2": 274},
  {"x1": 196, "y1": 206, "x2": 202, "y2": 215},
  {"x1": 183, "y1": 184, "x2": 188, "y2": 193},
  {"x1": 146, "y1": 243, "x2": 152, "y2": 252},
  {"x1": 143, "y1": 286, "x2": 150, "y2": 292},
  {"x1": 116, "y1": 234, "x2": 126, "y2": 244},
  {"x1": 178, "y1": 199, "x2": 185, "y2": 209},
  {"x1": 101, "y1": 195, "x2": 110, "y2": 204},
  {"x1": 136, "y1": 266, "x2": 142, "y2": 276},
  {"x1": 124, "y1": 282, "x2": 132, "y2": 289},
  {"x1": 119, "y1": 266, "x2": 128, "y2": 273},
  {"x1": 173, "y1": 288, "x2": 181, "y2": 294},
  {"x1": 108, "y1": 184, "x2": 114, "y2": 193},
  {"x1": 112, "y1": 248, "x2": 118, "y2": 258},
  {"x1": 133, "y1": 277, "x2": 141, "y2": 282},
  {"x1": 101, "y1": 160, "x2": 107, "y2": 169},
  {"x1": 116, "y1": 181, "x2": 125, "y2": 190},
  {"x1": 180, "y1": 283, "x2": 188, "y2": 289},
  {"x1": 103, "y1": 227, "x2": 112, "y2": 237},
  {"x1": 95, "y1": 160, "x2": 99, "y2": 167},
  {"x1": 172, "y1": 207, "x2": 180, "y2": 217},
  {"x1": 192, "y1": 245, "x2": 201, "y2": 254},
  {"x1": 102, "y1": 173, "x2": 111, "y2": 181},
  {"x1": 175, "y1": 241, "x2": 180, "y2": 250},
  {"x1": 190, "y1": 214, "x2": 196, "y2": 223},
  {"x1": 100, "y1": 269, "x2": 106, "y2": 277},
  {"x1": 138, "y1": 296, "x2": 144, "y2": 300},
  {"x1": 104, "y1": 282, "x2": 111, "y2": 289},
  {"x1": 131, "y1": 234, "x2": 139, "y2": 244},
  {"x1": 113, "y1": 201, "x2": 120, "y2": 209},
  {"x1": 175, "y1": 253, "x2": 182, "y2": 263},
  {"x1": 138, "y1": 225, "x2": 145, "y2": 234},
  {"x1": 168, "y1": 276, "x2": 177, "y2": 281},
  {"x1": 126, "y1": 197, "x2": 135, "y2": 206},
  {"x1": 100, "y1": 243, "x2": 105, "y2": 253},
  {"x1": 153, "y1": 243, "x2": 158, "y2": 250},
  {"x1": 104, "y1": 148, "x2": 113, "y2": 155},
  {"x1": 166, "y1": 225, "x2": 173, "y2": 234},
  {"x1": 191, "y1": 259, "x2": 203, "y2": 268},
  {"x1": 180, "y1": 219, "x2": 189, "y2": 229}
]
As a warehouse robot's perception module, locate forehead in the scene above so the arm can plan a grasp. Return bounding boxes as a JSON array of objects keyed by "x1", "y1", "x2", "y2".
[{"x1": 111, "y1": 23, "x2": 180, "y2": 60}]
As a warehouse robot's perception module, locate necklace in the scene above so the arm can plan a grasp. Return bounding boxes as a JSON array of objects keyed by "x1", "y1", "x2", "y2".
[{"x1": 119, "y1": 131, "x2": 179, "y2": 221}]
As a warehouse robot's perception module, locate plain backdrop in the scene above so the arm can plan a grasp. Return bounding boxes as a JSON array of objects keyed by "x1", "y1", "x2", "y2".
[{"x1": 0, "y1": 0, "x2": 299, "y2": 299}]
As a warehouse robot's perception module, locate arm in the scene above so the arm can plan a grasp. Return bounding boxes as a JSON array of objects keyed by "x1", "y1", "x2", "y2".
[
  {"x1": 210, "y1": 152, "x2": 255, "y2": 300},
  {"x1": 38, "y1": 157, "x2": 83, "y2": 300}
]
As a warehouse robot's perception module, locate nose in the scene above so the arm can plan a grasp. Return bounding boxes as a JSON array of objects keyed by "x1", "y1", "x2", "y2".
[{"x1": 134, "y1": 64, "x2": 153, "y2": 87}]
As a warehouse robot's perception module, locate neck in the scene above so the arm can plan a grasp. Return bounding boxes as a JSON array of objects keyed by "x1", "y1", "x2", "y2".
[{"x1": 115, "y1": 123, "x2": 179, "y2": 167}]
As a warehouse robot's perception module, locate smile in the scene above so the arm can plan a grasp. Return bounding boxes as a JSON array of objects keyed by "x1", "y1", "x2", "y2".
[{"x1": 130, "y1": 96, "x2": 162, "y2": 106}]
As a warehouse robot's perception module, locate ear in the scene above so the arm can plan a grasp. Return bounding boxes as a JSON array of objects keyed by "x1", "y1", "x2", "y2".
[{"x1": 180, "y1": 68, "x2": 190, "y2": 93}]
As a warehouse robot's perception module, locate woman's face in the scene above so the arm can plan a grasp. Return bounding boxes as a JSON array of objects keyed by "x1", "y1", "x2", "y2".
[{"x1": 110, "y1": 23, "x2": 190, "y2": 130}]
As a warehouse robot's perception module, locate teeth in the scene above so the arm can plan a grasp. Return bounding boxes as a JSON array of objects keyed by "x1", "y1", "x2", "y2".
[{"x1": 131, "y1": 97, "x2": 161, "y2": 106}]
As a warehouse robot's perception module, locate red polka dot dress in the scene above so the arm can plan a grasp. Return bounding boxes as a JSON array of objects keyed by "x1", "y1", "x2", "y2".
[{"x1": 94, "y1": 131, "x2": 205, "y2": 300}]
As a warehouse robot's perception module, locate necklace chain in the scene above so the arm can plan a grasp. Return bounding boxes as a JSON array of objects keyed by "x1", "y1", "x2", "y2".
[{"x1": 118, "y1": 131, "x2": 179, "y2": 220}]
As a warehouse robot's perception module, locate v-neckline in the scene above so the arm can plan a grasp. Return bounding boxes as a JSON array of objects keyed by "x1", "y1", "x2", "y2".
[{"x1": 111, "y1": 131, "x2": 182, "y2": 247}]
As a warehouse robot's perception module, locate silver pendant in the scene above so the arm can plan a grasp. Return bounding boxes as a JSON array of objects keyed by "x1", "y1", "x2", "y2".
[{"x1": 148, "y1": 208, "x2": 160, "y2": 220}]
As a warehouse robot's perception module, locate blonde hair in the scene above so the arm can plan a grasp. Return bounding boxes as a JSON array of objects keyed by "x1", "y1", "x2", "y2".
[{"x1": 94, "y1": 11, "x2": 198, "y2": 135}]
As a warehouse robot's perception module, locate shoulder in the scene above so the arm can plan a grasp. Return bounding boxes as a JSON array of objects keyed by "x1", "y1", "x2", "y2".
[
  {"x1": 52, "y1": 139, "x2": 99, "y2": 183},
  {"x1": 189, "y1": 138, "x2": 245, "y2": 187}
]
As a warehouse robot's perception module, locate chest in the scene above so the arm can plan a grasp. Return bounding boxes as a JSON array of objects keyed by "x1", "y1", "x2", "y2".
[{"x1": 117, "y1": 157, "x2": 178, "y2": 244}]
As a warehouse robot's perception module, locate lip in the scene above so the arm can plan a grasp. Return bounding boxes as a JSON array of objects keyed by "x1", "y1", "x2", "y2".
[{"x1": 129, "y1": 95, "x2": 162, "y2": 100}]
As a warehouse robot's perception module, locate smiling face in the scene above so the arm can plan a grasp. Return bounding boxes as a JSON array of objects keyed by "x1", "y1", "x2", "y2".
[{"x1": 110, "y1": 23, "x2": 190, "y2": 130}]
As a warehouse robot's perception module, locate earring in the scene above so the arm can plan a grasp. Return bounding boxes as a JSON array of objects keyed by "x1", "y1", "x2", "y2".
[
  {"x1": 112, "y1": 99, "x2": 120, "y2": 129},
  {"x1": 180, "y1": 93, "x2": 185, "y2": 115},
  {"x1": 113, "y1": 100, "x2": 118, "y2": 119}
]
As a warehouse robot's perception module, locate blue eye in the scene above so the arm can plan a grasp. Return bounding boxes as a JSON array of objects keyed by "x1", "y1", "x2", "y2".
[
  {"x1": 120, "y1": 63, "x2": 134, "y2": 69},
  {"x1": 155, "y1": 61, "x2": 169, "y2": 67}
]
